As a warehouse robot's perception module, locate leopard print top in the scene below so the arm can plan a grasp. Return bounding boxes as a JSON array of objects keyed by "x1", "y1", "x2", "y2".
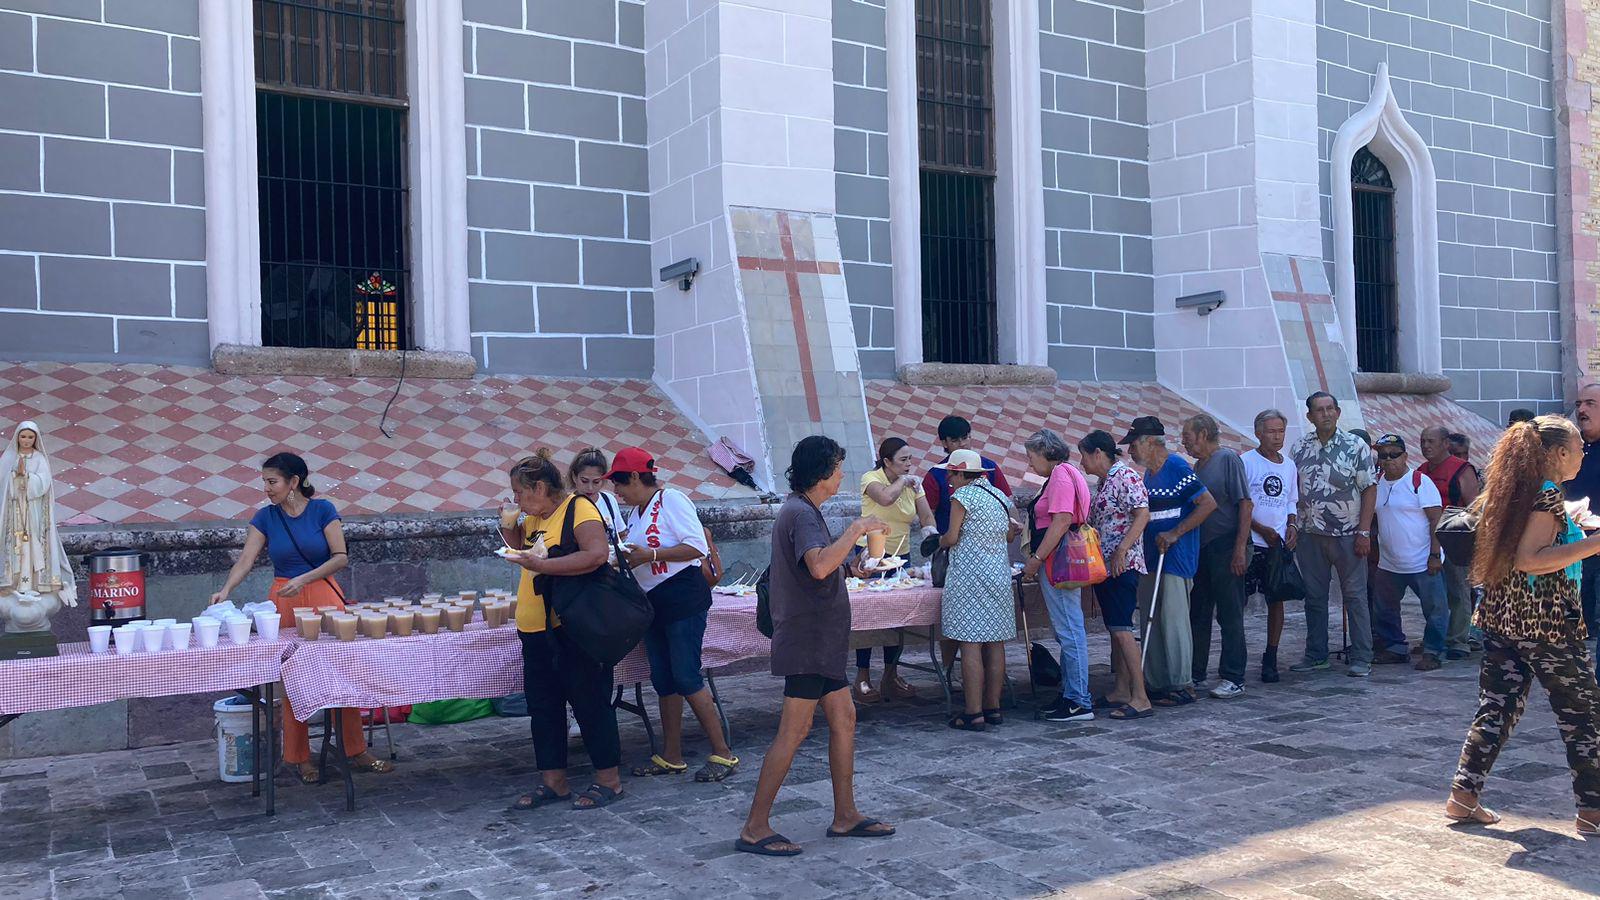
[{"x1": 1474, "y1": 487, "x2": 1588, "y2": 644}]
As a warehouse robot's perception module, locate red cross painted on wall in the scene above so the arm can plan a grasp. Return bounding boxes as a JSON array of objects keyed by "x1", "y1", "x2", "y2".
[
  {"x1": 1270, "y1": 257, "x2": 1332, "y2": 393},
  {"x1": 737, "y1": 212, "x2": 842, "y2": 423}
]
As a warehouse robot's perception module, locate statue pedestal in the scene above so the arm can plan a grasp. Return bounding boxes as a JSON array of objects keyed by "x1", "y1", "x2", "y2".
[{"x1": 0, "y1": 631, "x2": 58, "y2": 660}]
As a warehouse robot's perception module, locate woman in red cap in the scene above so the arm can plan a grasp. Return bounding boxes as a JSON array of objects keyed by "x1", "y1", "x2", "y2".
[{"x1": 607, "y1": 447, "x2": 740, "y2": 783}]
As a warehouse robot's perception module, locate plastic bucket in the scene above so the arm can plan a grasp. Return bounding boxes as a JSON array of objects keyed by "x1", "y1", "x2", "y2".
[{"x1": 213, "y1": 696, "x2": 256, "y2": 783}]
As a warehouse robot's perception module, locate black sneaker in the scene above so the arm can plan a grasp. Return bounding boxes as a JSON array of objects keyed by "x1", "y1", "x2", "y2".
[
  {"x1": 1261, "y1": 648, "x2": 1280, "y2": 683},
  {"x1": 1373, "y1": 650, "x2": 1409, "y2": 665},
  {"x1": 1043, "y1": 700, "x2": 1094, "y2": 722}
]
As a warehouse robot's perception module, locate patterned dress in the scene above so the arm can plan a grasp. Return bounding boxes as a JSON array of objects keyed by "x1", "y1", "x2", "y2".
[{"x1": 942, "y1": 482, "x2": 1017, "y2": 642}]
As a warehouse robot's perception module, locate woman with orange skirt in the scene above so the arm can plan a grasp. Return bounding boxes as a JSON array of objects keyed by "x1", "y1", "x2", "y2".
[{"x1": 211, "y1": 452, "x2": 396, "y2": 784}]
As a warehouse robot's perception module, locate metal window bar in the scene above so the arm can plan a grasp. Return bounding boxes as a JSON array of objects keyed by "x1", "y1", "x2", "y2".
[
  {"x1": 1352, "y1": 182, "x2": 1399, "y2": 373},
  {"x1": 920, "y1": 170, "x2": 997, "y2": 364},
  {"x1": 254, "y1": 0, "x2": 405, "y2": 104},
  {"x1": 916, "y1": 0, "x2": 993, "y2": 174},
  {"x1": 256, "y1": 92, "x2": 409, "y2": 350}
]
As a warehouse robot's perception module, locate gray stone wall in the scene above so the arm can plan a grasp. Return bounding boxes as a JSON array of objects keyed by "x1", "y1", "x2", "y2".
[
  {"x1": 463, "y1": 0, "x2": 652, "y2": 376},
  {"x1": 1317, "y1": 0, "x2": 1561, "y2": 422},
  {"x1": 832, "y1": 0, "x2": 893, "y2": 379},
  {"x1": 1041, "y1": 0, "x2": 1153, "y2": 382},
  {"x1": 0, "y1": 0, "x2": 207, "y2": 365}
]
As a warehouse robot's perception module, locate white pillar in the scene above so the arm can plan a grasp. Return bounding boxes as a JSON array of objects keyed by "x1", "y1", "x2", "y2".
[
  {"x1": 407, "y1": 0, "x2": 471, "y2": 353},
  {"x1": 199, "y1": 0, "x2": 262, "y2": 349},
  {"x1": 992, "y1": 0, "x2": 1047, "y2": 367},
  {"x1": 886, "y1": 0, "x2": 922, "y2": 368}
]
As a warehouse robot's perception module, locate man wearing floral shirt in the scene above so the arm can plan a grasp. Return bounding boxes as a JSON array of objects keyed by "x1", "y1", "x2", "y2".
[{"x1": 1290, "y1": 392, "x2": 1378, "y2": 676}]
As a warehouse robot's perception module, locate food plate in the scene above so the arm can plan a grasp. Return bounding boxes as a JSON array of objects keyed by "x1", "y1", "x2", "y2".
[
  {"x1": 494, "y1": 546, "x2": 518, "y2": 559},
  {"x1": 862, "y1": 555, "x2": 906, "y2": 573}
]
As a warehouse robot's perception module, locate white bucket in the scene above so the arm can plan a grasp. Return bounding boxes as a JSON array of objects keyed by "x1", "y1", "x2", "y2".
[{"x1": 213, "y1": 697, "x2": 256, "y2": 783}]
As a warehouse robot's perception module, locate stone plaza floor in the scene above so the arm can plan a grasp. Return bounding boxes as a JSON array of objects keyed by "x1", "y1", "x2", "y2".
[{"x1": 2, "y1": 597, "x2": 1598, "y2": 900}]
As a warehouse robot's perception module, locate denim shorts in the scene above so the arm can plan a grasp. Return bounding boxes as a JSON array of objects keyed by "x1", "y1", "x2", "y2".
[
  {"x1": 643, "y1": 609, "x2": 708, "y2": 697},
  {"x1": 1095, "y1": 568, "x2": 1139, "y2": 631}
]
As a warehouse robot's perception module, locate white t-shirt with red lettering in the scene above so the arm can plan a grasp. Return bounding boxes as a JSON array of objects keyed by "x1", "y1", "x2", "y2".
[{"x1": 622, "y1": 488, "x2": 709, "y2": 591}]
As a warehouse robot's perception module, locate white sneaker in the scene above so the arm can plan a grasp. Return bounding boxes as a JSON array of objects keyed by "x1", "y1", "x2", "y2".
[{"x1": 1209, "y1": 680, "x2": 1245, "y2": 699}]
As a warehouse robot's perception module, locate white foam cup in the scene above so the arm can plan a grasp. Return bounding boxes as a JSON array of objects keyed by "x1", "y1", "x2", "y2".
[{"x1": 87, "y1": 625, "x2": 112, "y2": 653}]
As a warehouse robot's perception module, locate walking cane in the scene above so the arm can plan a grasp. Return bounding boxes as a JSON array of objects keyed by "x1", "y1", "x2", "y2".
[
  {"x1": 1140, "y1": 551, "x2": 1167, "y2": 669},
  {"x1": 1014, "y1": 571, "x2": 1036, "y2": 703}
]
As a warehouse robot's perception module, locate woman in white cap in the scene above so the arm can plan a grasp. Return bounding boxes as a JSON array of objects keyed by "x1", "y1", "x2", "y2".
[{"x1": 937, "y1": 449, "x2": 1020, "y2": 730}]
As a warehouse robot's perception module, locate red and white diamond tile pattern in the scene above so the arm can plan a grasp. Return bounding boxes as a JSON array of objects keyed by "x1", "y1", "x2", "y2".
[
  {"x1": 0, "y1": 364, "x2": 748, "y2": 527},
  {"x1": 1358, "y1": 392, "x2": 1501, "y2": 470},
  {"x1": 864, "y1": 381, "x2": 1249, "y2": 485}
]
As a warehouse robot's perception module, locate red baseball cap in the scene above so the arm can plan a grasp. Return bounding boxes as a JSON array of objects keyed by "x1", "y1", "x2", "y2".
[{"x1": 604, "y1": 447, "x2": 656, "y2": 478}]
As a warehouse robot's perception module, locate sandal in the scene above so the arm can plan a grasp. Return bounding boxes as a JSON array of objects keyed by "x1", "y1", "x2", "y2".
[
  {"x1": 347, "y1": 753, "x2": 395, "y2": 774},
  {"x1": 1092, "y1": 696, "x2": 1124, "y2": 711},
  {"x1": 1152, "y1": 691, "x2": 1195, "y2": 708},
  {"x1": 734, "y1": 833, "x2": 802, "y2": 857},
  {"x1": 632, "y1": 754, "x2": 689, "y2": 777},
  {"x1": 883, "y1": 676, "x2": 918, "y2": 700},
  {"x1": 1108, "y1": 704, "x2": 1153, "y2": 720},
  {"x1": 825, "y1": 817, "x2": 895, "y2": 838},
  {"x1": 572, "y1": 782, "x2": 624, "y2": 810},
  {"x1": 948, "y1": 712, "x2": 986, "y2": 731},
  {"x1": 511, "y1": 784, "x2": 572, "y2": 811},
  {"x1": 853, "y1": 680, "x2": 881, "y2": 704},
  {"x1": 982, "y1": 708, "x2": 1003, "y2": 726},
  {"x1": 694, "y1": 754, "x2": 740, "y2": 782},
  {"x1": 1576, "y1": 813, "x2": 1599, "y2": 836},
  {"x1": 294, "y1": 764, "x2": 321, "y2": 785},
  {"x1": 1444, "y1": 796, "x2": 1501, "y2": 826}
]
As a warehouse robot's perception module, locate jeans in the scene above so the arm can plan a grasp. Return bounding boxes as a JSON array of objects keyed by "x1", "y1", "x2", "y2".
[
  {"x1": 1039, "y1": 578, "x2": 1091, "y2": 708},
  {"x1": 856, "y1": 645, "x2": 903, "y2": 670},
  {"x1": 1138, "y1": 571, "x2": 1193, "y2": 695},
  {"x1": 643, "y1": 609, "x2": 708, "y2": 697},
  {"x1": 1442, "y1": 561, "x2": 1472, "y2": 652},
  {"x1": 1371, "y1": 568, "x2": 1450, "y2": 657},
  {"x1": 520, "y1": 627, "x2": 621, "y2": 772},
  {"x1": 1298, "y1": 533, "x2": 1373, "y2": 666},
  {"x1": 1191, "y1": 536, "x2": 1247, "y2": 685}
]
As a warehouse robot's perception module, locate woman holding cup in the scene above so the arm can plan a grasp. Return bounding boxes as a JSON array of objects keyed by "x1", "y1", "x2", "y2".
[
  {"x1": 210, "y1": 452, "x2": 395, "y2": 783},
  {"x1": 852, "y1": 438, "x2": 937, "y2": 703}
]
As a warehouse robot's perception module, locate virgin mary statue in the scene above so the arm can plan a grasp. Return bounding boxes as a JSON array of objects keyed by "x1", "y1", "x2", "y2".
[{"x1": 0, "y1": 421, "x2": 76, "y2": 634}]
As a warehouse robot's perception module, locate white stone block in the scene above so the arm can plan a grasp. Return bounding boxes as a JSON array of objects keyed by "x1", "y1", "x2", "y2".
[
  {"x1": 1182, "y1": 347, "x2": 1246, "y2": 388},
  {"x1": 1175, "y1": 107, "x2": 1237, "y2": 157},
  {"x1": 1147, "y1": 0, "x2": 1204, "y2": 51},
  {"x1": 693, "y1": 168, "x2": 725, "y2": 227},
  {"x1": 1204, "y1": 61, "x2": 1252, "y2": 111},
  {"x1": 1180, "y1": 187, "x2": 1242, "y2": 234},
  {"x1": 669, "y1": 116, "x2": 712, "y2": 182},
  {"x1": 782, "y1": 11, "x2": 832, "y2": 69},
  {"x1": 674, "y1": 323, "x2": 719, "y2": 378},
  {"x1": 1151, "y1": 196, "x2": 1183, "y2": 237},
  {"x1": 697, "y1": 369, "x2": 761, "y2": 422},
  {"x1": 691, "y1": 59, "x2": 722, "y2": 121},
  {"x1": 1149, "y1": 154, "x2": 1207, "y2": 200},
  {"x1": 721, "y1": 107, "x2": 790, "y2": 166},
  {"x1": 1209, "y1": 224, "x2": 1261, "y2": 270},
  {"x1": 713, "y1": 316, "x2": 752, "y2": 374},
  {"x1": 651, "y1": 177, "x2": 698, "y2": 237},
  {"x1": 1154, "y1": 231, "x2": 1212, "y2": 275},
  {"x1": 1155, "y1": 344, "x2": 1188, "y2": 386},
  {"x1": 1205, "y1": 145, "x2": 1253, "y2": 190},
  {"x1": 666, "y1": 13, "x2": 711, "y2": 84},
  {"x1": 1173, "y1": 27, "x2": 1236, "y2": 81},
  {"x1": 719, "y1": 4, "x2": 785, "y2": 63},
  {"x1": 1202, "y1": 0, "x2": 1251, "y2": 31},
  {"x1": 1149, "y1": 74, "x2": 1206, "y2": 126},
  {"x1": 646, "y1": 45, "x2": 670, "y2": 95},
  {"x1": 720, "y1": 56, "x2": 831, "y2": 120},
  {"x1": 786, "y1": 115, "x2": 834, "y2": 170},
  {"x1": 722, "y1": 163, "x2": 834, "y2": 213},
  {"x1": 646, "y1": 0, "x2": 692, "y2": 48},
  {"x1": 1146, "y1": 44, "x2": 1176, "y2": 88}
]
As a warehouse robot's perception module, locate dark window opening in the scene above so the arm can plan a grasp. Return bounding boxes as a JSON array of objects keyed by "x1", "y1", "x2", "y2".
[
  {"x1": 254, "y1": 0, "x2": 409, "y2": 351},
  {"x1": 917, "y1": 0, "x2": 995, "y2": 364},
  {"x1": 1352, "y1": 146, "x2": 1398, "y2": 373}
]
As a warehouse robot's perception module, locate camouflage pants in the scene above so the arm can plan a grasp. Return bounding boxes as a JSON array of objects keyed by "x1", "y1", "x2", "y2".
[{"x1": 1452, "y1": 632, "x2": 1600, "y2": 810}]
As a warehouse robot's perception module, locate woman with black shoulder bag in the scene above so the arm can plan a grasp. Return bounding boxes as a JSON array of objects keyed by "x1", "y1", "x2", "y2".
[
  {"x1": 500, "y1": 450, "x2": 624, "y2": 812},
  {"x1": 211, "y1": 452, "x2": 395, "y2": 783}
]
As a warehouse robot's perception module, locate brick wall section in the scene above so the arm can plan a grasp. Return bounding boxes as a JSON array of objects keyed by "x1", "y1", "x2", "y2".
[
  {"x1": 462, "y1": 0, "x2": 652, "y2": 377},
  {"x1": 0, "y1": 0, "x2": 207, "y2": 365},
  {"x1": 1041, "y1": 0, "x2": 1153, "y2": 382},
  {"x1": 832, "y1": 0, "x2": 893, "y2": 378},
  {"x1": 1318, "y1": 0, "x2": 1563, "y2": 422}
]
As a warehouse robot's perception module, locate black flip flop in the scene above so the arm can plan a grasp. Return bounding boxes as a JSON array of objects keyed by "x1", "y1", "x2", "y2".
[
  {"x1": 511, "y1": 784, "x2": 572, "y2": 811},
  {"x1": 1152, "y1": 691, "x2": 1195, "y2": 707},
  {"x1": 826, "y1": 817, "x2": 895, "y2": 838},
  {"x1": 1107, "y1": 704, "x2": 1153, "y2": 720},
  {"x1": 571, "y1": 783, "x2": 624, "y2": 810},
  {"x1": 734, "y1": 833, "x2": 803, "y2": 857},
  {"x1": 1091, "y1": 696, "x2": 1121, "y2": 710}
]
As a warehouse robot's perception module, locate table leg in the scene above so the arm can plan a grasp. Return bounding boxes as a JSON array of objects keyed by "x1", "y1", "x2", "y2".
[
  {"x1": 249, "y1": 688, "x2": 261, "y2": 799},
  {"x1": 265, "y1": 683, "x2": 276, "y2": 817},
  {"x1": 316, "y1": 709, "x2": 357, "y2": 812},
  {"x1": 704, "y1": 670, "x2": 731, "y2": 748},
  {"x1": 610, "y1": 683, "x2": 657, "y2": 758}
]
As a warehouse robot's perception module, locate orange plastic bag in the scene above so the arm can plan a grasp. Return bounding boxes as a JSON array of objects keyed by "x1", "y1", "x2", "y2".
[{"x1": 1048, "y1": 525, "x2": 1108, "y2": 589}]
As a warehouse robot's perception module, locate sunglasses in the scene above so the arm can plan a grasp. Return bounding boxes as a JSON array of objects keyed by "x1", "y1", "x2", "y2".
[{"x1": 1376, "y1": 451, "x2": 1404, "y2": 461}]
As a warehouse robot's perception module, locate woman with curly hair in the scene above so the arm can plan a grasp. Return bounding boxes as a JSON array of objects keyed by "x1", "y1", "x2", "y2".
[{"x1": 1446, "y1": 415, "x2": 1600, "y2": 836}]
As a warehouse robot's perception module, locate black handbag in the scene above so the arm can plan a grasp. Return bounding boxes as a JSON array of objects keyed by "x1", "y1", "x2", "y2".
[
  {"x1": 755, "y1": 566, "x2": 773, "y2": 639},
  {"x1": 1029, "y1": 641, "x2": 1062, "y2": 687},
  {"x1": 1436, "y1": 505, "x2": 1477, "y2": 564},
  {"x1": 1264, "y1": 544, "x2": 1307, "y2": 604},
  {"x1": 538, "y1": 496, "x2": 653, "y2": 668}
]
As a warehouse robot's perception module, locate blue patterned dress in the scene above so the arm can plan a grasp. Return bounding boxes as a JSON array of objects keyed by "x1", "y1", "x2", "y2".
[{"x1": 942, "y1": 482, "x2": 1017, "y2": 642}]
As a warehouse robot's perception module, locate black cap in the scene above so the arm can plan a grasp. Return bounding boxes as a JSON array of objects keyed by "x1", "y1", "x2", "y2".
[
  {"x1": 1118, "y1": 416, "x2": 1165, "y2": 445},
  {"x1": 1374, "y1": 433, "x2": 1405, "y2": 451}
]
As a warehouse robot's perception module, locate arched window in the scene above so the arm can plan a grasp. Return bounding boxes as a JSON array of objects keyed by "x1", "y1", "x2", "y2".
[{"x1": 1351, "y1": 147, "x2": 1398, "y2": 373}]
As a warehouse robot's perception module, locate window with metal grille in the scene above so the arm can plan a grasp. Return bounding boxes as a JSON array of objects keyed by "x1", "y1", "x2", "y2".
[
  {"x1": 254, "y1": 0, "x2": 409, "y2": 351},
  {"x1": 916, "y1": 0, "x2": 996, "y2": 364},
  {"x1": 1351, "y1": 147, "x2": 1398, "y2": 373}
]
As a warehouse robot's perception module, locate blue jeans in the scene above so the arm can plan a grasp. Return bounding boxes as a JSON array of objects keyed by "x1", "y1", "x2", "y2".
[
  {"x1": 1040, "y1": 579, "x2": 1090, "y2": 708},
  {"x1": 1372, "y1": 568, "x2": 1450, "y2": 657},
  {"x1": 643, "y1": 610, "x2": 708, "y2": 698}
]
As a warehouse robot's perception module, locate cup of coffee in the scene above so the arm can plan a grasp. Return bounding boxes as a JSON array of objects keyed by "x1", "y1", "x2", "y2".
[
  {"x1": 167, "y1": 622, "x2": 193, "y2": 651},
  {"x1": 296, "y1": 614, "x2": 321, "y2": 640},
  {"x1": 88, "y1": 625, "x2": 112, "y2": 654},
  {"x1": 254, "y1": 612, "x2": 282, "y2": 642},
  {"x1": 866, "y1": 530, "x2": 886, "y2": 562},
  {"x1": 224, "y1": 618, "x2": 252, "y2": 646},
  {"x1": 332, "y1": 614, "x2": 358, "y2": 642},
  {"x1": 499, "y1": 504, "x2": 520, "y2": 530},
  {"x1": 113, "y1": 625, "x2": 137, "y2": 655},
  {"x1": 460, "y1": 590, "x2": 479, "y2": 605},
  {"x1": 388, "y1": 609, "x2": 415, "y2": 637},
  {"x1": 153, "y1": 617, "x2": 178, "y2": 628},
  {"x1": 417, "y1": 608, "x2": 442, "y2": 634},
  {"x1": 358, "y1": 613, "x2": 386, "y2": 639},
  {"x1": 193, "y1": 617, "x2": 221, "y2": 649},
  {"x1": 443, "y1": 607, "x2": 466, "y2": 632},
  {"x1": 140, "y1": 625, "x2": 167, "y2": 653}
]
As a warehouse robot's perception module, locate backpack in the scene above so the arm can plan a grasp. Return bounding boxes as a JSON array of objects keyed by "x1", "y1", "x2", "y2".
[{"x1": 1436, "y1": 505, "x2": 1477, "y2": 564}]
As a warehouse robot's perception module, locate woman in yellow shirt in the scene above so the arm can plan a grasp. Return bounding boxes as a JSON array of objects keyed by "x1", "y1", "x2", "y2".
[
  {"x1": 500, "y1": 450, "x2": 623, "y2": 812},
  {"x1": 853, "y1": 437, "x2": 936, "y2": 703}
]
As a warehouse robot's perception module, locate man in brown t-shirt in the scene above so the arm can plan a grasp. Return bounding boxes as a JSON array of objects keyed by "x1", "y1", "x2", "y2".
[{"x1": 737, "y1": 436, "x2": 894, "y2": 857}]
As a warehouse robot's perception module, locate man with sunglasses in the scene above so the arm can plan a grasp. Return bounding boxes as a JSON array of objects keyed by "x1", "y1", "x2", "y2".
[{"x1": 1369, "y1": 435, "x2": 1449, "y2": 672}]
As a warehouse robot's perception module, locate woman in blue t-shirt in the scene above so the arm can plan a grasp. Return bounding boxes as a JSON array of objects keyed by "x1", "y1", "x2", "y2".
[{"x1": 211, "y1": 452, "x2": 395, "y2": 783}]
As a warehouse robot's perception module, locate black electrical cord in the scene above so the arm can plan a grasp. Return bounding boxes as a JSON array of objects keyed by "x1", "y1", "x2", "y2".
[{"x1": 378, "y1": 348, "x2": 407, "y2": 439}]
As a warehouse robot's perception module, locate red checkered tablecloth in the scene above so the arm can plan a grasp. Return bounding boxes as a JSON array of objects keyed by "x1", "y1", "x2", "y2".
[
  {"x1": 0, "y1": 637, "x2": 291, "y2": 716},
  {"x1": 278, "y1": 587, "x2": 943, "y2": 721}
]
